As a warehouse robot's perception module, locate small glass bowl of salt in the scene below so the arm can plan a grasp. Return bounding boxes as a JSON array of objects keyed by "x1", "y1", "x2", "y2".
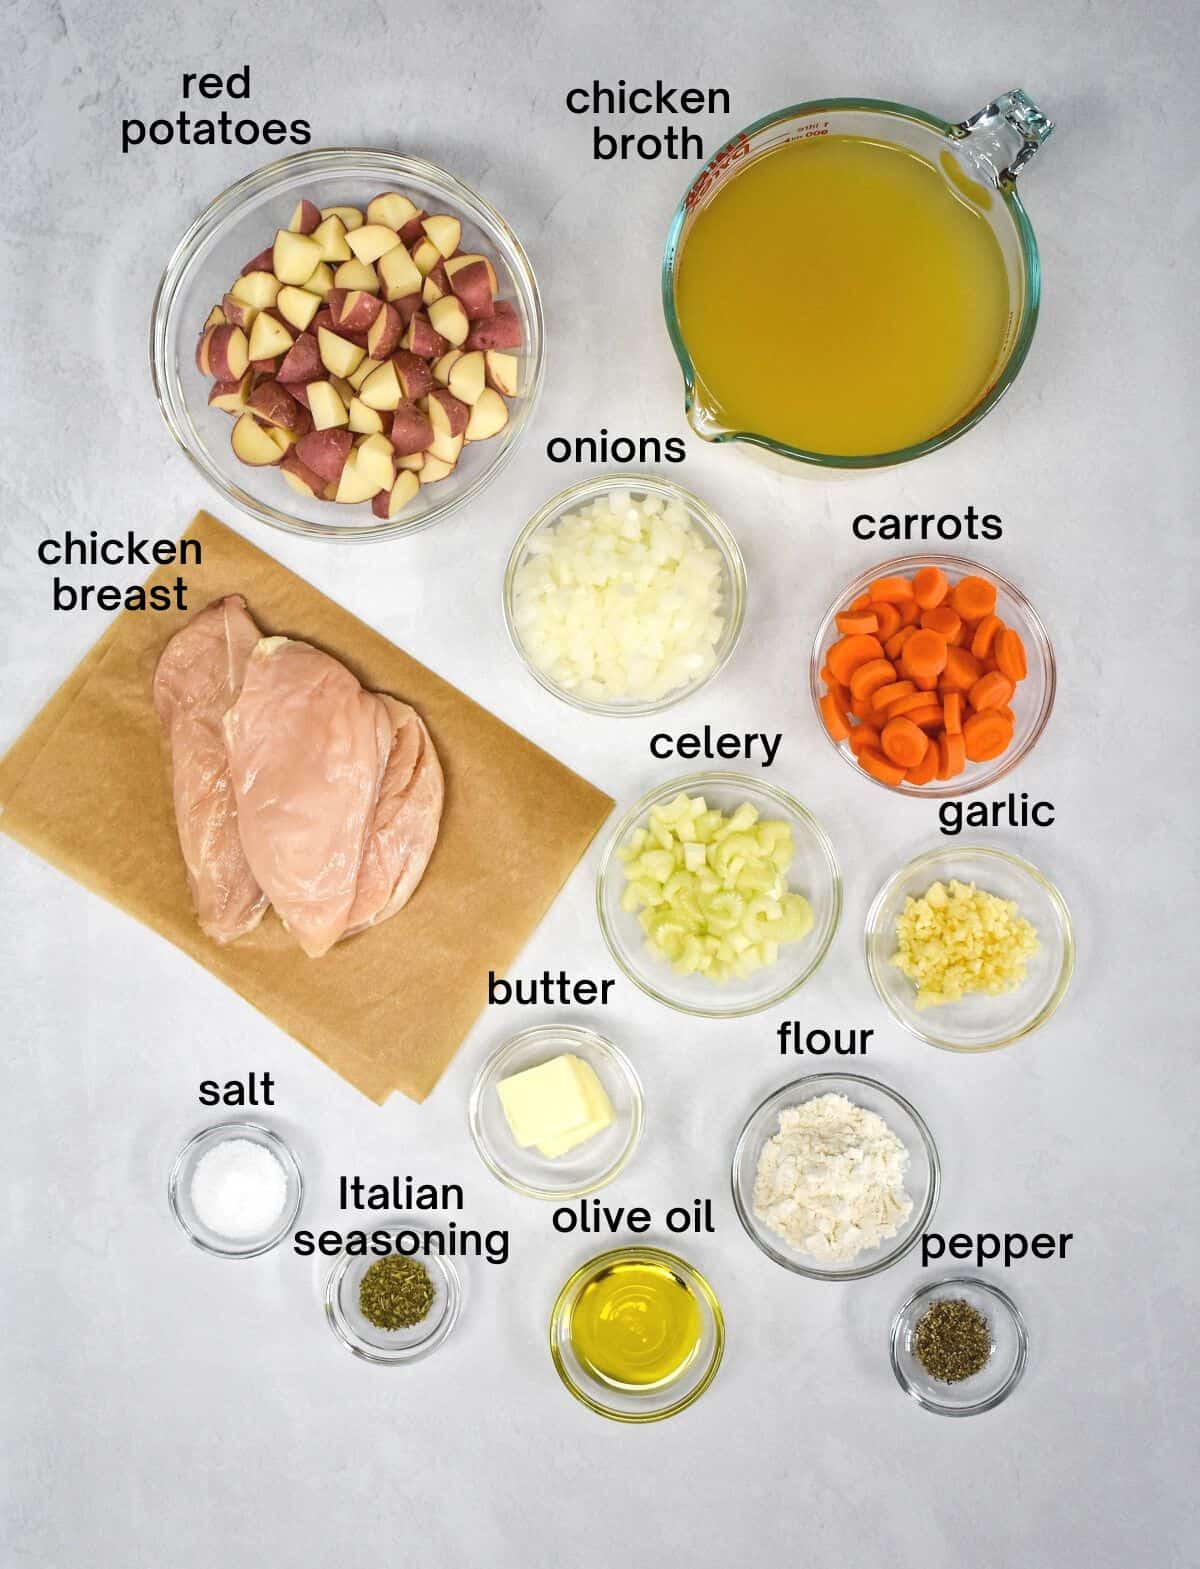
[{"x1": 169, "y1": 1121, "x2": 303, "y2": 1258}]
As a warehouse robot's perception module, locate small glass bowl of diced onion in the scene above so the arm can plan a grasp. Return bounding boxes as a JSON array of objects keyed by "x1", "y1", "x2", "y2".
[
  {"x1": 503, "y1": 474, "x2": 746, "y2": 715},
  {"x1": 597, "y1": 773, "x2": 841, "y2": 1017}
]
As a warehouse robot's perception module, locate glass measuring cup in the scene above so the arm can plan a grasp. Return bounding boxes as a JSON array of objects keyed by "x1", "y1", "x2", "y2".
[{"x1": 662, "y1": 90, "x2": 1053, "y2": 469}]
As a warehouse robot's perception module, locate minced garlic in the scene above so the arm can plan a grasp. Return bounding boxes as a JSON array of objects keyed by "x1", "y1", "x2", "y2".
[{"x1": 890, "y1": 878, "x2": 1039, "y2": 1010}]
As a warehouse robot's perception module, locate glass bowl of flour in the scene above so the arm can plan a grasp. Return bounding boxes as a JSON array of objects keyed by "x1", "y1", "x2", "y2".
[{"x1": 730, "y1": 1073, "x2": 940, "y2": 1280}]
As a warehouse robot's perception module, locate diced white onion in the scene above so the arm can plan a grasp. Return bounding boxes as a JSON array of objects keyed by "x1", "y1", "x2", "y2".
[{"x1": 513, "y1": 493, "x2": 726, "y2": 703}]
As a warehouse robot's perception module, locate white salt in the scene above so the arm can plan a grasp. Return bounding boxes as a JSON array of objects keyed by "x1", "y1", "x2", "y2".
[{"x1": 190, "y1": 1138, "x2": 288, "y2": 1241}]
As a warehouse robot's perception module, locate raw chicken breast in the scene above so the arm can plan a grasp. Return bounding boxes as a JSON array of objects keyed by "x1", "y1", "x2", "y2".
[
  {"x1": 346, "y1": 697, "x2": 445, "y2": 935},
  {"x1": 223, "y1": 637, "x2": 394, "y2": 958},
  {"x1": 153, "y1": 596, "x2": 268, "y2": 944}
]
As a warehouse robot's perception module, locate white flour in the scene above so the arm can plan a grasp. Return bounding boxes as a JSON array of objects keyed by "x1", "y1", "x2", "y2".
[{"x1": 752, "y1": 1093, "x2": 913, "y2": 1263}]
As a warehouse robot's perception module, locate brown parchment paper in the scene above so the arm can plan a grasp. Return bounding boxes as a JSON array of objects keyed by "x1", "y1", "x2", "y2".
[{"x1": 0, "y1": 513, "x2": 613, "y2": 1104}]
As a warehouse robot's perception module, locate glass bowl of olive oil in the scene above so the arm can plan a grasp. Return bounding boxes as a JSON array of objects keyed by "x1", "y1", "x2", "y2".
[{"x1": 550, "y1": 1247, "x2": 725, "y2": 1422}]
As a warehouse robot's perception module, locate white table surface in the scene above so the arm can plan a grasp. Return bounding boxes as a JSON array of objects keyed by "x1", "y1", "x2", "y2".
[{"x1": 3, "y1": 2, "x2": 1196, "y2": 1564}]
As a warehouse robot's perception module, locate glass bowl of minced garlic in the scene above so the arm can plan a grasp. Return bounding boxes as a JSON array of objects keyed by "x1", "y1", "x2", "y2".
[{"x1": 865, "y1": 846, "x2": 1074, "y2": 1051}]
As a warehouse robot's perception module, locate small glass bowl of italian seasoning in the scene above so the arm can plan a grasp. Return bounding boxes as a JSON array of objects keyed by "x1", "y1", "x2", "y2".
[
  {"x1": 890, "y1": 1277, "x2": 1028, "y2": 1416},
  {"x1": 325, "y1": 1218, "x2": 464, "y2": 1366}
]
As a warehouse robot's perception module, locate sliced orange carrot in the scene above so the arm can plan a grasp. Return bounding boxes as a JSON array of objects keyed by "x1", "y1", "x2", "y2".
[
  {"x1": 898, "y1": 597, "x2": 923, "y2": 626},
  {"x1": 936, "y1": 731, "x2": 967, "y2": 779},
  {"x1": 850, "y1": 695, "x2": 876, "y2": 722},
  {"x1": 869, "y1": 574, "x2": 915, "y2": 604},
  {"x1": 942, "y1": 645, "x2": 983, "y2": 690},
  {"x1": 993, "y1": 703, "x2": 1015, "y2": 725},
  {"x1": 884, "y1": 625, "x2": 918, "y2": 660},
  {"x1": 921, "y1": 605, "x2": 962, "y2": 642},
  {"x1": 859, "y1": 747, "x2": 907, "y2": 787},
  {"x1": 963, "y1": 710, "x2": 1014, "y2": 762},
  {"x1": 883, "y1": 693, "x2": 927, "y2": 721},
  {"x1": 850, "y1": 592, "x2": 872, "y2": 610},
  {"x1": 943, "y1": 691, "x2": 963, "y2": 735},
  {"x1": 951, "y1": 574, "x2": 997, "y2": 620},
  {"x1": 881, "y1": 717, "x2": 928, "y2": 769},
  {"x1": 912, "y1": 566, "x2": 949, "y2": 609},
  {"x1": 970, "y1": 613, "x2": 1002, "y2": 660},
  {"x1": 820, "y1": 692, "x2": 851, "y2": 742},
  {"x1": 826, "y1": 679, "x2": 853, "y2": 711},
  {"x1": 836, "y1": 609, "x2": 879, "y2": 635},
  {"x1": 906, "y1": 704, "x2": 944, "y2": 731},
  {"x1": 871, "y1": 679, "x2": 916, "y2": 713},
  {"x1": 968, "y1": 671, "x2": 1015, "y2": 712},
  {"x1": 848, "y1": 723, "x2": 881, "y2": 757},
  {"x1": 905, "y1": 744, "x2": 940, "y2": 786},
  {"x1": 899, "y1": 629, "x2": 948, "y2": 684},
  {"x1": 849, "y1": 657, "x2": 898, "y2": 702},
  {"x1": 995, "y1": 627, "x2": 1028, "y2": 683},
  {"x1": 826, "y1": 633, "x2": 884, "y2": 687},
  {"x1": 871, "y1": 601, "x2": 902, "y2": 640}
]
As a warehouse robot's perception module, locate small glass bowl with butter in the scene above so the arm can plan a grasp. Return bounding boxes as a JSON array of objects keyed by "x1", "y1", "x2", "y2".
[
  {"x1": 865, "y1": 846, "x2": 1075, "y2": 1052},
  {"x1": 468, "y1": 1024, "x2": 644, "y2": 1200}
]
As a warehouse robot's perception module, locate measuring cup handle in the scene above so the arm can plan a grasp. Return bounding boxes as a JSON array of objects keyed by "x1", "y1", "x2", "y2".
[{"x1": 953, "y1": 89, "x2": 1054, "y2": 187}]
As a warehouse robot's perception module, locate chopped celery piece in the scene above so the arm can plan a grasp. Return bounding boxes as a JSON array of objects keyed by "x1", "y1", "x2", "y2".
[{"x1": 618, "y1": 793, "x2": 815, "y2": 983}]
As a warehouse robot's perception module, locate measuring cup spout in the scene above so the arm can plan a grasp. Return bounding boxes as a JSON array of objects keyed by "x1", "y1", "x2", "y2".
[
  {"x1": 685, "y1": 377, "x2": 730, "y2": 442},
  {"x1": 953, "y1": 89, "x2": 1054, "y2": 188}
]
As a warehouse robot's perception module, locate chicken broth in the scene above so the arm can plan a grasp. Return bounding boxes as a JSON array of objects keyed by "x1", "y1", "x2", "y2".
[{"x1": 674, "y1": 135, "x2": 1012, "y2": 457}]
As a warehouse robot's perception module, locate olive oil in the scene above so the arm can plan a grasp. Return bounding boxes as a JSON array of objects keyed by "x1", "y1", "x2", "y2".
[
  {"x1": 674, "y1": 135, "x2": 1011, "y2": 457},
  {"x1": 570, "y1": 1258, "x2": 702, "y2": 1388}
]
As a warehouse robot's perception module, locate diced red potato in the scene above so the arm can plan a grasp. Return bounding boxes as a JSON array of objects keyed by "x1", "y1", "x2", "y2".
[
  {"x1": 280, "y1": 451, "x2": 328, "y2": 496},
  {"x1": 277, "y1": 332, "x2": 323, "y2": 384},
  {"x1": 248, "y1": 379, "x2": 310, "y2": 435},
  {"x1": 446, "y1": 259, "x2": 495, "y2": 321},
  {"x1": 425, "y1": 388, "x2": 469, "y2": 439},
  {"x1": 390, "y1": 400, "x2": 434, "y2": 455},
  {"x1": 295, "y1": 428, "x2": 354, "y2": 482},
  {"x1": 465, "y1": 299, "x2": 521, "y2": 351},
  {"x1": 240, "y1": 246, "x2": 275, "y2": 277},
  {"x1": 391, "y1": 351, "x2": 434, "y2": 402},
  {"x1": 366, "y1": 303, "x2": 404, "y2": 360},
  {"x1": 203, "y1": 190, "x2": 520, "y2": 507},
  {"x1": 288, "y1": 199, "x2": 322, "y2": 235},
  {"x1": 402, "y1": 313, "x2": 448, "y2": 360}
]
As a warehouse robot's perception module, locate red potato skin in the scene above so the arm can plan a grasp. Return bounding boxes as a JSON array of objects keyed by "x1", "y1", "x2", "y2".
[
  {"x1": 277, "y1": 332, "x2": 323, "y2": 384},
  {"x1": 332, "y1": 288, "x2": 383, "y2": 332},
  {"x1": 280, "y1": 451, "x2": 327, "y2": 494},
  {"x1": 366, "y1": 303, "x2": 403, "y2": 360},
  {"x1": 250, "y1": 356, "x2": 280, "y2": 375},
  {"x1": 289, "y1": 382, "x2": 313, "y2": 411},
  {"x1": 371, "y1": 489, "x2": 393, "y2": 520},
  {"x1": 390, "y1": 400, "x2": 435, "y2": 455},
  {"x1": 248, "y1": 379, "x2": 307, "y2": 433},
  {"x1": 465, "y1": 299, "x2": 521, "y2": 350},
  {"x1": 208, "y1": 324, "x2": 248, "y2": 381},
  {"x1": 447, "y1": 259, "x2": 495, "y2": 321},
  {"x1": 294, "y1": 428, "x2": 354, "y2": 482},
  {"x1": 404, "y1": 313, "x2": 448, "y2": 360},
  {"x1": 195, "y1": 325, "x2": 217, "y2": 374},
  {"x1": 221, "y1": 293, "x2": 256, "y2": 330},
  {"x1": 391, "y1": 351, "x2": 435, "y2": 402},
  {"x1": 393, "y1": 292, "x2": 423, "y2": 328},
  {"x1": 398, "y1": 211, "x2": 426, "y2": 247},
  {"x1": 240, "y1": 246, "x2": 275, "y2": 276},
  {"x1": 424, "y1": 259, "x2": 450, "y2": 301},
  {"x1": 290, "y1": 198, "x2": 321, "y2": 235},
  {"x1": 428, "y1": 387, "x2": 469, "y2": 438},
  {"x1": 209, "y1": 378, "x2": 247, "y2": 409},
  {"x1": 314, "y1": 300, "x2": 368, "y2": 348}
]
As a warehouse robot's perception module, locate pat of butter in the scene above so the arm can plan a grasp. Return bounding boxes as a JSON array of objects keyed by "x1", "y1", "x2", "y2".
[{"x1": 496, "y1": 1053, "x2": 615, "y2": 1161}]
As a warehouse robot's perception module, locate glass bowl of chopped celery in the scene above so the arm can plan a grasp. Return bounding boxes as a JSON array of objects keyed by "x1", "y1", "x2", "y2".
[
  {"x1": 865, "y1": 846, "x2": 1075, "y2": 1051},
  {"x1": 596, "y1": 773, "x2": 841, "y2": 1016},
  {"x1": 503, "y1": 474, "x2": 747, "y2": 715}
]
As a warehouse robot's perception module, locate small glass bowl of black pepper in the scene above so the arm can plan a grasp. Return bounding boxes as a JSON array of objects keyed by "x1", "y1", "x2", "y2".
[
  {"x1": 324, "y1": 1218, "x2": 464, "y2": 1366},
  {"x1": 890, "y1": 1277, "x2": 1028, "y2": 1416}
]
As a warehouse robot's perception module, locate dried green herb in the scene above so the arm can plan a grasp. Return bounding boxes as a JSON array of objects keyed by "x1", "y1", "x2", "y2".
[
  {"x1": 359, "y1": 1256, "x2": 436, "y2": 1331},
  {"x1": 913, "y1": 1297, "x2": 992, "y2": 1383}
]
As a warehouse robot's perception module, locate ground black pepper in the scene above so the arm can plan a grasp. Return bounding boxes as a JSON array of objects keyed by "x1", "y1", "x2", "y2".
[
  {"x1": 913, "y1": 1298, "x2": 992, "y2": 1382},
  {"x1": 358, "y1": 1256, "x2": 436, "y2": 1331}
]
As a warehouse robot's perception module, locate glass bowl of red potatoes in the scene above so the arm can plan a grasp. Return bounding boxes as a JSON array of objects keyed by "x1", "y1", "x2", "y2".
[
  {"x1": 809, "y1": 555, "x2": 1055, "y2": 797},
  {"x1": 151, "y1": 148, "x2": 544, "y2": 541}
]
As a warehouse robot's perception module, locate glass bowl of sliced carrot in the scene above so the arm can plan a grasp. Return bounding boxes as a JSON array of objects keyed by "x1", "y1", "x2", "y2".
[{"x1": 810, "y1": 555, "x2": 1055, "y2": 797}]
